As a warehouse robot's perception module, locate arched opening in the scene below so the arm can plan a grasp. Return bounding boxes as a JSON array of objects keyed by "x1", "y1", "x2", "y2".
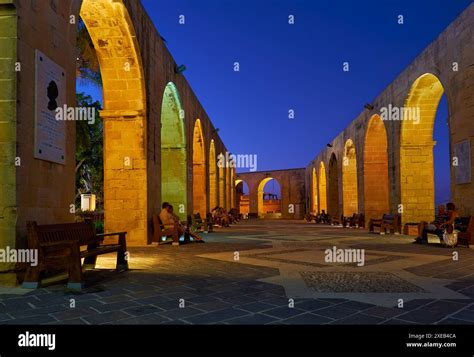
[
  {"x1": 258, "y1": 178, "x2": 282, "y2": 218},
  {"x1": 160, "y1": 82, "x2": 187, "y2": 220},
  {"x1": 225, "y1": 166, "x2": 231, "y2": 210},
  {"x1": 209, "y1": 140, "x2": 217, "y2": 210},
  {"x1": 192, "y1": 119, "x2": 207, "y2": 216},
  {"x1": 328, "y1": 154, "x2": 339, "y2": 219},
  {"x1": 78, "y1": 0, "x2": 147, "y2": 243},
  {"x1": 235, "y1": 179, "x2": 250, "y2": 215},
  {"x1": 312, "y1": 168, "x2": 318, "y2": 213},
  {"x1": 400, "y1": 73, "x2": 448, "y2": 224},
  {"x1": 342, "y1": 139, "x2": 358, "y2": 216},
  {"x1": 364, "y1": 115, "x2": 389, "y2": 221},
  {"x1": 230, "y1": 168, "x2": 236, "y2": 209},
  {"x1": 319, "y1": 161, "x2": 327, "y2": 213},
  {"x1": 218, "y1": 153, "x2": 225, "y2": 207}
]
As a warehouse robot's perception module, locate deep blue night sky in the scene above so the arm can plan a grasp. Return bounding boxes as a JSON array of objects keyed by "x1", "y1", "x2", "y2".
[{"x1": 78, "y1": 0, "x2": 471, "y2": 203}]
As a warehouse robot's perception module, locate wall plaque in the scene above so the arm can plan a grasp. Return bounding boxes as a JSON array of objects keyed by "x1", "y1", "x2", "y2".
[{"x1": 34, "y1": 50, "x2": 66, "y2": 165}]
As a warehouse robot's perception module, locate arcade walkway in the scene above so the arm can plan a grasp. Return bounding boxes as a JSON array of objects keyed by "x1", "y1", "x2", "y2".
[{"x1": 1, "y1": 220, "x2": 474, "y2": 325}]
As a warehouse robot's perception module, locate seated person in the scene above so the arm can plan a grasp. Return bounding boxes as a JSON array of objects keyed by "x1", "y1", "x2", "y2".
[
  {"x1": 319, "y1": 210, "x2": 330, "y2": 224},
  {"x1": 160, "y1": 202, "x2": 204, "y2": 242},
  {"x1": 414, "y1": 203, "x2": 458, "y2": 244}
]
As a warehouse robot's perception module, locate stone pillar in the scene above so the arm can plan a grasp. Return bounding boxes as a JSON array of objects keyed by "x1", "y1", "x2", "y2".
[
  {"x1": 101, "y1": 110, "x2": 148, "y2": 245},
  {"x1": 0, "y1": 2, "x2": 16, "y2": 277},
  {"x1": 400, "y1": 142, "x2": 435, "y2": 224}
]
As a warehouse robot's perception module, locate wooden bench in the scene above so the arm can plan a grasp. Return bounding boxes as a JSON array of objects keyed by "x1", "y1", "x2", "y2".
[
  {"x1": 152, "y1": 214, "x2": 180, "y2": 245},
  {"x1": 190, "y1": 213, "x2": 212, "y2": 233},
  {"x1": 369, "y1": 214, "x2": 401, "y2": 234},
  {"x1": 457, "y1": 216, "x2": 473, "y2": 248},
  {"x1": 23, "y1": 221, "x2": 128, "y2": 290},
  {"x1": 343, "y1": 213, "x2": 365, "y2": 228}
]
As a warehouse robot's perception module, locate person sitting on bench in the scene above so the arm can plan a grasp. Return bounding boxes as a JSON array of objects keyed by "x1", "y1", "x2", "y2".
[
  {"x1": 318, "y1": 210, "x2": 330, "y2": 224},
  {"x1": 160, "y1": 202, "x2": 204, "y2": 243},
  {"x1": 414, "y1": 203, "x2": 458, "y2": 244}
]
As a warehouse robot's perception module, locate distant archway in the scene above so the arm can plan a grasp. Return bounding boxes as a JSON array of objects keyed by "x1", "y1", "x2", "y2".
[
  {"x1": 160, "y1": 82, "x2": 187, "y2": 220},
  {"x1": 400, "y1": 73, "x2": 447, "y2": 224},
  {"x1": 328, "y1": 154, "x2": 339, "y2": 218},
  {"x1": 209, "y1": 140, "x2": 217, "y2": 210},
  {"x1": 192, "y1": 119, "x2": 207, "y2": 216},
  {"x1": 342, "y1": 139, "x2": 358, "y2": 216},
  {"x1": 312, "y1": 168, "x2": 318, "y2": 213},
  {"x1": 364, "y1": 115, "x2": 389, "y2": 221},
  {"x1": 319, "y1": 161, "x2": 327, "y2": 213},
  {"x1": 258, "y1": 177, "x2": 282, "y2": 218}
]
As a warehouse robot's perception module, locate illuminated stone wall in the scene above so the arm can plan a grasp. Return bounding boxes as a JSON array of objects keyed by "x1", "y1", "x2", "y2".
[
  {"x1": 306, "y1": 3, "x2": 474, "y2": 225},
  {"x1": 2, "y1": 0, "x2": 231, "y2": 254}
]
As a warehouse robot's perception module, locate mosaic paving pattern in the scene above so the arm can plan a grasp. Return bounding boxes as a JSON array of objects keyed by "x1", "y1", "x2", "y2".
[{"x1": 300, "y1": 271, "x2": 427, "y2": 293}]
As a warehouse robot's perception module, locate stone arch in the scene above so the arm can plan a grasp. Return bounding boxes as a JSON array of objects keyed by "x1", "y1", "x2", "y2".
[
  {"x1": 235, "y1": 179, "x2": 250, "y2": 214},
  {"x1": 230, "y1": 168, "x2": 236, "y2": 209},
  {"x1": 364, "y1": 114, "x2": 389, "y2": 221},
  {"x1": 209, "y1": 140, "x2": 218, "y2": 210},
  {"x1": 79, "y1": 0, "x2": 147, "y2": 244},
  {"x1": 225, "y1": 165, "x2": 231, "y2": 210},
  {"x1": 328, "y1": 153, "x2": 339, "y2": 218},
  {"x1": 400, "y1": 73, "x2": 446, "y2": 224},
  {"x1": 342, "y1": 139, "x2": 358, "y2": 216},
  {"x1": 218, "y1": 153, "x2": 225, "y2": 207},
  {"x1": 311, "y1": 168, "x2": 318, "y2": 213},
  {"x1": 319, "y1": 161, "x2": 327, "y2": 213},
  {"x1": 258, "y1": 177, "x2": 282, "y2": 218},
  {"x1": 160, "y1": 82, "x2": 187, "y2": 220},
  {"x1": 192, "y1": 119, "x2": 207, "y2": 216}
]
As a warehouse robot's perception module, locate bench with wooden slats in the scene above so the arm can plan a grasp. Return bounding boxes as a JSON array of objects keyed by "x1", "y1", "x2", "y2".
[
  {"x1": 23, "y1": 221, "x2": 128, "y2": 290},
  {"x1": 152, "y1": 214, "x2": 180, "y2": 245}
]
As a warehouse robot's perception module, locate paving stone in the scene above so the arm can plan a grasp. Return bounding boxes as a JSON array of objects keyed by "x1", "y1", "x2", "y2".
[
  {"x1": 330, "y1": 313, "x2": 384, "y2": 325},
  {"x1": 3, "y1": 315, "x2": 57, "y2": 324},
  {"x1": 93, "y1": 300, "x2": 140, "y2": 313},
  {"x1": 192, "y1": 301, "x2": 234, "y2": 312},
  {"x1": 239, "y1": 302, "x2": 276, "y2": 313},
  {"x1": 262, "y1": 306, "x2": 306, "y2": 319},
  {"x1": 111, "y1": 313, "x2": 171, "y2": 325},
  {"x1": 82, "y1": 311, "x2": 132, "y2": 324},
  {"x1": 280, "y1": 312, "x2": 333, "y2": 325},
  {"x1": 184, "y1": 308, "x2": 249, "y2": 324},
  {"x1": 51, "y1": 307, "x2": 98, "y2": 321},
  {"x1": 313, "y1": 305, "x2": 358, "y2": 319},
  {"x1": 397, "y1": 300, "x2": 467, "y2": 324},
  {"x1": 122, "y1": 305, "x2": 163, "y2": 316},
  {"x1": 294, "y1": 299, "x2": 332, "y2": 311},
  {"x1": 225, "y1": 313, "x2": 278, "y2": 325},
  {"x1": 363, "y1": 306, "x2": 404, "y2": 319},
  {"x1": 158, "y1": 307, "x2": 204, "y2": 319},
  {"x1": 450, "y1": 308, "x2": 474, "y2": 322}
]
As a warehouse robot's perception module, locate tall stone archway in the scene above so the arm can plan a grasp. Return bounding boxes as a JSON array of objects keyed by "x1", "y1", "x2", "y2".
[
  {"x1": 319, "y1": 161, "x2": 327, "y2": 213},
  {"x1": 192, "y1": 119, "x2": 207, "y2": 216},
  {"x1": 218, "y1": 153, "x2": 225, "y2": 207},
  {"x1": 342, "y1": 139, "x2": 358, "y2": 216},
  {"x1": 209, "y1": 140, "x2": 218, "y2": 210},
  {"x1": 400, "y1": 73, "x2": 446, "y2": 224},
  {"x1": 328, "y1": 154, "x2": 339, "y2": 218},
  {"x1": 364, "y1": 115, "x2": 389, "y2": 221},
  {"x1": 80, "y1": 0, "x2": 148, "y2": 244},
  {"x1": 160, "y1": 82, "x2": 187, "y2": 220},
  {"x1": 311, "y1": 168, "x2": 318, "y2": 213}
]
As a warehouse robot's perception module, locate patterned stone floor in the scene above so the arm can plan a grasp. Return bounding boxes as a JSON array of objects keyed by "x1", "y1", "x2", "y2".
[{"x1": 1, "y1": 219, "x2": 474, "y2": 325}]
